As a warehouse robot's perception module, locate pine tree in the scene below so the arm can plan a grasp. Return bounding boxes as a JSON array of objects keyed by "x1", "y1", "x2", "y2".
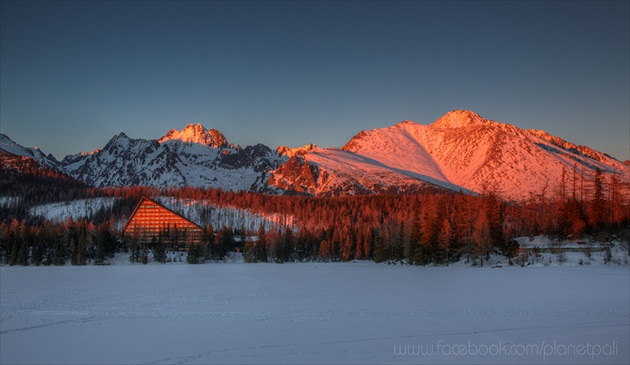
[
  {"x1": 17, "y1": 226, "x2": 29, "y2": 266},
  {"x1": 31, "y1": 226, "x2": 43, "y2": 266},
  {"x1": 141, "y1": 246, "x2": 149, "y2": 264},
  {"x1": 589, "y1": 168, "x2": 606, "y2": 229},
  {"x1": 438, "y1": 216, "x2": 453, "y2": 265},
  {"x1": 254, "y1": 224, "x2": 268, "y2": 262},
  {"x1": 213, "y1": 229, "x2": 225, "y2": 260},
  {"x1": 0, "y1": 222, "x2": 8, "y2": 265},
  {"x1": 294, "y1": 229, "x2": 307, "y2": 262},
  {"x1": 496, "y1": 239, "x2": 519, "y2": 265},
  {"x1": 75, "y1": 233, "x2": 86, "y2": 265},
  {"x1": 203, "y1": 225, "x2": 214, "y2": 262},
  {"x1": 244, "y1": 239, "x2": 257, "y2": 263},
  {"x1": 94, "y1": 220, "x2": 112, "y2": 264},
  {"x1": 355, "y1": 226, "x2": 364, "y2": 260},
  {"x1": 74, "y1": 220, "x2": 88, "y2": 265},
  {"x1": 186, "y1": 243, "x2": 203, "y2": 264},
  {"x1": 472, "y1": 207, "x2": 491, "y2": 266},
  {"x1": 152, "y1": 235, "x2": 166, "y2": 263},
  {"x1": 280, "y1": 227, "x2": 293, "y2": 263},
  {"x1": 128, "y1": 235, "x2": 140, "y2": 263},
  {"x1": 265, "y1": 229, "x2": 279, "y2": 263},
  {"x1": 362, "y1": 227, "x2": 372, "y2": 260},
  {"x1": 340, "y1": 229, "x2": 353, "y2": 262},
  {"x1": 53, "y1": 225, "x2": 67, "y2": 266},
  {"x1": 8, "y1": 219, "x2": 20, "y2": 266},
  {"x1": 608, "y1": 173, "x2": 624, "y2": 225},
  {"x1": 318, "y1": 240, "x2": 330, "y2": 262}
]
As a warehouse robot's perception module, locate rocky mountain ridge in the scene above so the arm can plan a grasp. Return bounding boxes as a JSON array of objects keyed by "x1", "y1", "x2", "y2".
[{"x1": 3, "y1": 111, "x2": 629, "y2": 200}]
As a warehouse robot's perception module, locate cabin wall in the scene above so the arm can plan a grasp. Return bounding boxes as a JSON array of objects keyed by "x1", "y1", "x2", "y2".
[{"x1": 124, "y1": 199, "x2": 204, "y2": 247}]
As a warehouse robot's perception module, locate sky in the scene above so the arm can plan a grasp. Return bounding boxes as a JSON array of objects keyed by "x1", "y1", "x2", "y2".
[{"x1": 1, "y1": 1, "x2": 629, "y2": 161}]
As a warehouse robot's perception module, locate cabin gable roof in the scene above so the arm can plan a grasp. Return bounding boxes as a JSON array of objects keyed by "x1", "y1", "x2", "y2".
[{"x1": 122, "y1": 196, "x2": 203, "y2": 234}]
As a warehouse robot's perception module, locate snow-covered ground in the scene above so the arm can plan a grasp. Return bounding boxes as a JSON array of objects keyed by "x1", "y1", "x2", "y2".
[
  {"x1": 29, "y1": 197, "x2": 116, "y2": 223},
  {"x1": 155, "y1": 196, "x2": 295, "y2": 231},
  {"x1": 0, "y1": 196, "x2": 22, "y2": 207},
  {"x1": 1, "y1": 264, "x2": 628, "y2": 364},
  {"x1": 512, "y1": 236, "x2": 629, "y2": 267}
]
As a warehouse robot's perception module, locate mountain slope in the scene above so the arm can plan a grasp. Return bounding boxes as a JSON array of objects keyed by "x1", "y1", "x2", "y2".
[
  {"x1": 329, "y1": 110, "x2": 629, "y2": 200},
  {"x1": 60, "y1": 125, "x2": 285, "y2": 190},
  {"x1": 265, "y1": 147, "x2": 458, "y2": 196},
  {"x1": 0, "y1": 134, "x2": 59, "y2": 169},
  {"x1": 4, "y1": 111, "x2": 628, "y2": 201}
]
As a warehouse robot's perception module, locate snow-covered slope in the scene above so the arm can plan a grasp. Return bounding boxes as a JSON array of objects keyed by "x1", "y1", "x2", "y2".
[
  {"x1": 268, "y1": 110, "x2": 629, "y2": 200},
  {"x1": 154, "y1": 196, "x2": 295, "y2": 232},
  {"x1": 30, "y1": 197, "x2": 117, "y2": 223},
  {"x1": 5, "y1": 111, "x2": 628, "y2": 200},
  {"x1": 60, "y1": 125, "x2": 285, "y2": 190},
  {"x1": 266, "y1": 148, "x2": 457, "y2": 196},
  {"x1": 0, "y1": 134, "x2": 59, "y2": 169}
]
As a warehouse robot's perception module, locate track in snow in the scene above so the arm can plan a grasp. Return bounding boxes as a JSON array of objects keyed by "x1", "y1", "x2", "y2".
[{"x1": 1, "y1": 263, "x2": 628, "y2": 364}]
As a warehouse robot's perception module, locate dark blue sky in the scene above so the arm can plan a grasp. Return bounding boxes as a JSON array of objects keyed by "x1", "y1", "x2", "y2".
[{"x1": 1, "y1": 1, "x2": 628, "y2": 160}]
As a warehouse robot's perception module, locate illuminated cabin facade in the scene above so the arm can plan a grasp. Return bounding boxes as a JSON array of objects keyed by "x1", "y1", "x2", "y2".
[{"x1": 122, "y1": 197, "x2": 204, "y2": 249}]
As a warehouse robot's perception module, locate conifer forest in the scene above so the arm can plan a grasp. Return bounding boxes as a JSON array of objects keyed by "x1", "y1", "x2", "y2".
[{"x1": 1, "y1": 162, "x2": 629, "y2": 267}]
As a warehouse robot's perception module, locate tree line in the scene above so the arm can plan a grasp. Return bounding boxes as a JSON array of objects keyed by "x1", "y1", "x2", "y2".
[
  {"x1": 1, "y1": 218, "x2": 118, "y2": 266},
  {"x1": 1, "y1": 164, "x2": 628, "y2": 266}
]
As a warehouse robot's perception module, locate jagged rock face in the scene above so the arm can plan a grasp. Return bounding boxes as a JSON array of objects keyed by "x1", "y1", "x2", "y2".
[
  {"x1": 219, "y1": 144, "x2": 278, "y2": 172},
  {"x1": 277, "y1": 143, "x2": 318, "y2": 158},
  {"x1": 5, "y1": 111, "x2": 629, "y2": 201},
  {"x1": 62, "y1": 133, "x2": 183, "y2": 187},
  {"x1": 60, "y1": 129, "x2": 285, "y2": 190},
  {"x1": 265, "y1": 156, "x2": 321, "y2": 195},
  {"x1": 158, "y1": 124, "x2": 228, "y2": 148}
]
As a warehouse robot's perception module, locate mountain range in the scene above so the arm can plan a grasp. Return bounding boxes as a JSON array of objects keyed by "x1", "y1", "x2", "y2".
[{"x1": 2, "y1": 110, "x2": 629, "y2": 201}]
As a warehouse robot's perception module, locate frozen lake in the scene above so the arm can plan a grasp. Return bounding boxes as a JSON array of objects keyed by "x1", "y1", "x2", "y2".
[{"x1": 1, "y1": 263, "x2": 628, "y2": 364}]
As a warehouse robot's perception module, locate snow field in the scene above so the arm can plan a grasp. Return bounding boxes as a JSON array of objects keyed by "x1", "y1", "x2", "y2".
[
  {"x1": 155, "y1": 196, "x2": 295, "y2": 231},
  {"x1": 29, "y1": 197, "x2": 116, "y2": 223},
  {"x1": 1, "y1": 264, "x2": 628, "y2": 364}
]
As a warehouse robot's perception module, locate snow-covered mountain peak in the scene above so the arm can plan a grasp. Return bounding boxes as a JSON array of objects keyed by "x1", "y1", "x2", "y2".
[
  {"x1": 80, "y1": 148, "x2": 102, "y2": 157},
  {"x1": 396, "y1": 120, "x2": 417, "y2": 126},
  {"x1": 158, "y1": 123, "x2": 228, "y2": 148},
  {"x1": 277, "y1": 143, "x2": 319, "y2": 157},
  {"x1": 106, "y1": 132, "x2": 132, "y2": 148},
  {"x1": 431, "y1": 110, "x2": 493, "y2": 129},
  {"x1": 0, "y1": 133, "x2": 59, "y2": 168},
  {"x1": 341, "y1": 120, "x2": 425, "y2": 153},
  {"x1": 115, "y1": 132, "x2": 129, "y2": 139},
  {"x1": 5, "y1": 111, "x2": 629, "y2": 201},
  {"x1": 328, "y1": 111, "x2": 630, "y2": 200},
  {"x1": 0, "y1": 133, "x2": 28, "y2": 157}
]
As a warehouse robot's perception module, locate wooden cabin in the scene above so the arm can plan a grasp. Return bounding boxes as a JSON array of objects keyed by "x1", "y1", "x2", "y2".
[{"x1": 122, "y1": 196, "x2": 204, "y2": 249}]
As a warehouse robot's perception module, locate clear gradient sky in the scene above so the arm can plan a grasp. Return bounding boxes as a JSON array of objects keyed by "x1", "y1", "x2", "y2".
[{"x1": 1, "y1": 1, "x2": 629, "y2": 161}]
